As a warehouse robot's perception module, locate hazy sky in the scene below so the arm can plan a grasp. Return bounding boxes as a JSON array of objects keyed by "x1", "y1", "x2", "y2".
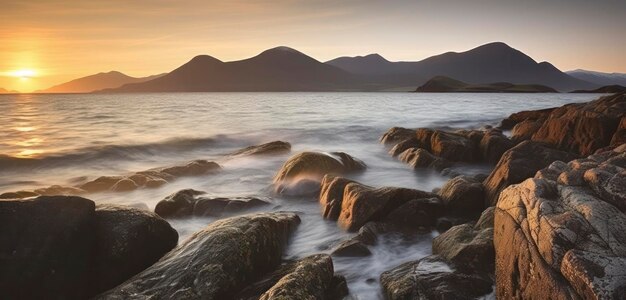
[{"x1": 1, "y1": 0, "x2": 625, "y2": 92}]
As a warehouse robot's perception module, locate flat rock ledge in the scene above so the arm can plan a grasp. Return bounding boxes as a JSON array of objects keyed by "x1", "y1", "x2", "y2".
[{"x1": 495, "y1": 144, "x2": 626, "y2": 299}]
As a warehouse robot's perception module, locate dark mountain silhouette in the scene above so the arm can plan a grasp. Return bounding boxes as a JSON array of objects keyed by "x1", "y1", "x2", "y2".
[
  {"x1": 566, "y1": 69, "x2": 626, "y2": 87},
  {"x1": 106, "y1": 47, "x2": 362, "y2": 92},
  {"x1": 40, "y1": 71, "x2": 165, "y2": 93},
  {"x1": 327, "y1": 42, "x2": 597, "y2": 92},
  {"x1": 571, "y1": 85, "x2": 626, "y2": 94},
  {"x1": 0, "y1": 88, "x2": 19, "y2": 94},
  {"x1": 415, "y1": 76, "x2": 557, "y2": 93}
]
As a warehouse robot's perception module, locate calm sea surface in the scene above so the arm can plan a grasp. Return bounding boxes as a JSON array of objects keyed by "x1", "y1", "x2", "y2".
[{"x1": 0, "y1": 92, "x2": 601, "y2": 299}]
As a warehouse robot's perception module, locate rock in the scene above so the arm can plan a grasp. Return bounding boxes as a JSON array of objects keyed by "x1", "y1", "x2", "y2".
[
  {"x1": 383, "y1": 197, "x2": 444, "y2": 229},
  {"x1": 479, "y1": 128, "x2": 514, "y2": 163},
  {"x1": 319, "y1": 175, "x2": 356, "y2": 220},
  {"x1": 389, "y1": 138, "x2": 421, "y2": 157},
  {"x1": 430, "y1": 130, "x2": 477, "y2": 162},
  {"x1": 331, "y1": 239, "x2": 372, "y2": 257},
  {"x1": 0, "y1": 196, "x2": 96, "y2": 299},
  {"x1": 92, "y1": 204, "x2": 178, "y2": 295},
  {"x1": 159, "y1": 159, "x2": 221, "y2": 177},
  {"x1": 380, "y1": 255, "x2": 493, "y2": 300},
  {"x1": 338, "y1": 182, "x2": 438, "y2": 231},
  {"x1": 432, "y1": 208, "x2": 495, "y2": 273},
  {"x1": 154, "y1": 189, "x2": 270, "y2": 218},
  {"x1": 511, "y1": 119, "x2": 543, "y2": 143},
  {"x1": 398, "y1": 147, "x2": 451, "y2": 171},
  {"x1": 273, "y1": 151, "x2": 366, "y2": 196},
  {"x1": 380, "y1": 127, "x2": 416, "y2": 145},
  {"x1": 33, "y1": 185, "x2": 87, "y2": 196},
  {"x1": 326, "y1": 275, "x2": 350, "y2": 300},
  {"x1": 110, "y1": 178, "x2": 139, "y2": 192},
  {"x1": 273, "y1": 178, "x2": 322, "y2": 197},
  {"x1": 96, "y1": 212, "x2": 301, "y2": 299},
  {"x1": 500, "y1": 107, "x2": 555, "y2": 129},
  {"x1": 494, "y1": 146, "x2": 626, "y2": 299},
  {"x1": 0, "y1": 190, "x2": 40, "y2": 199},
  {"x1": 229, "y1": 141, "x2": 291, "y2": 156},
  {"x1": 259, "y1": 254, "x2": 336, "y2": 300},
  {"x1": 438, "y1": 175, "x2": 485, "y2": 216},
  {"x1": 611, "y1": 116, "x2": 626, "y2": 146},
  {"x1": 80, "y1": 176, "x2": 124, "y2": 193},
  {"x1": 483, "y1": 140, "x2": 576, "y2": 207}
]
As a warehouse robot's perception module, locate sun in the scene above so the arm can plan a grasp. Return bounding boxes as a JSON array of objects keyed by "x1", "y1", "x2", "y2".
[{"x1": 10, "y1": 69, "x2": 37, "y2": 79}]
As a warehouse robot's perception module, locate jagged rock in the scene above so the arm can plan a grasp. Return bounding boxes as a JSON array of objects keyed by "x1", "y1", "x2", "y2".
[
  {"x1": 398, "y1": 147, "x2": 451, "y2": 171},
  {"x1": 0, "y1": 196, "x2": 177, "y2": 299},
  {"x1": 96, "y1": 212, "x2": 301, "y2": 299},
  {"x1": 432, "y1": 207, "x2": 495, "y2": 273},
  {"x1": 92, "y1": 204, "x2": 178, "y2": 295},
  {"x1": 438, "y1": 175, "x2": 485, "y2": 216},
  {"x1": 273, "y1": 151, "x2": 366, "y2": 196},
  {"x1": 483, "y1": 140, "x2": 576, "y2": 206},
  {"x1": 154, "y1": 189, "x2": 269, "y2": 218},
  {"x1": 229, "y1": 141, "x2": 291, "y2": 157},
  {"x1": 380, "y1": 255, "x2": 493, "y2": 300},
  {"x1": 495, "y1": 146, "x2": 626, "y2": 299}
]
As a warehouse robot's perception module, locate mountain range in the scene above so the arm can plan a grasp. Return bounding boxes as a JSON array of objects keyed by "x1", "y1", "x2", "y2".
[
  {"x1": 414, "y1": 76, "x2": 557, "y2": 93},
  {"x1": 35, "y1": 42, "x2": 613, "y2": 93},
  {"x1": 566, "y1": 69, "x2": 626, "y2": 87},
  {"x1": 38, "y1": 71, "x2": 164, "y2": 93},
  {"x1": 0, "y1": 88, "x2": 19, "y2": 94}
]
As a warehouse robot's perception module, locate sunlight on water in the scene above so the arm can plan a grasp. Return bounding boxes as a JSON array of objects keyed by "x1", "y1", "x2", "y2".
[{"x1": 0, "y1": 92, "x2": 602, "y2": 298}]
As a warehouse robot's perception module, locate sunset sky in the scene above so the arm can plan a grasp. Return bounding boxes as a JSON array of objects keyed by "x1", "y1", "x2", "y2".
[{"x1": 1, "y1": 0, "x2": 625, "y2": 92}]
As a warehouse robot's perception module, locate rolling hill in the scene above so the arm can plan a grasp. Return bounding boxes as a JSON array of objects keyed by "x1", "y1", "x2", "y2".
[
  {"x1": 40, "y1": 71, "x2": 165, "y2": 93},
  {"x1": 566, "y1": 69, "x2": 626, "y2": 87},
  {"x1": 415, "y1": 76, "x2": 557, "y2": 93}
]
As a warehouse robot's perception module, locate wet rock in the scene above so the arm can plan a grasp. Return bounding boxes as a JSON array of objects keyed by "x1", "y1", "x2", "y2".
[
  {"x1": 495, "y1": 146, "x2": 626, "y2": 299},
  {"x1": 380, "y1": 255, "x2": 493, "y2": 300},
  {"x1": 432, "y1": 208, "x2": 495, "y2": 273},
  {"x1": 483, "y1": 140, "x2": 576, "y2": 207},
  {"x1": 229, "y1": 140, "x2": 291, "y2": 157},
  {"x1": 0, "y1": 196, "x2": 96, "y2": 299},
  {"x1": 383, "y1": 197, "x2": 444, "y2": 229},
  {"x1": 0, "y1": 196, "x2": 177, "y2": 299},
  {"x1": 438, "y1": 175, "x2": 484, "y2": 216},
  {"x1": 389, "y1": 138, "x2": 421, "y2": 157},
  {"x1": 92, "y1": 204, "x2": 178, "y2": 295},
  {"x1": 259, "y1": 254, "x2": 336, "y2": 300},
  {"x1": 97, "y1": 212, "x2": 301, "y2": 299},
  {"x1": 398, "y1": 147, "x2": 451, "y2": 171},
  {"x1": 0, "y1": 190, "x2": 40, "y2": 199},
  {"x1": 272, "y1": 151, "x2": 366, "y2": 196},
  {"x1": 319, "y1": 175, "x2": 356, "y2": 220},
  {"x1": 80, "y1": 176, "x2": 124, "y2": 193},
  {"x1": 500, "y1": 107, "x2": 555, "y2": 129},
  {"x1": 338, "y1": 182, "x2": 438, "y2": 231},
  {"x1": 511, "y1": 119, "x2": 542, "y2": 143},
  {"x1": 154, "y1": 189, "x2": 270, "y2": 218},
  {"x1": 430, "y1": 130, "x2": 477, "y2": 162},
  {"x1": 479, "y1": 128, "x2": 514, "y2": 163},
  {"x1": 380, "y1": 127, "x2": 416, "y2": 145},
  {"x1": 331, "y1": 239, "x2": 372, "y2": 257}
]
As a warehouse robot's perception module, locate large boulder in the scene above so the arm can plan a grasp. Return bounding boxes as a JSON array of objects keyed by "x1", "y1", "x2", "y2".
[
  {"x1": 483, "y1": 140, "x2": 577, "y2": 207},
  {"x1": 229, "y1": 140, "x2": 291, "y2": 157},
  {"x1": 0, "y1": 196, "x2": 96, "y2": 299},
  {"x1": 397, "y1": 147, "x2": 451, "y2": 171},
  {"x1": 97, "y1": 212, "x2": 301, "y2": 299},
  {"x1": 500, "y1": 107, "x2": 555, "y2": 129},
  {"x1": 380, "y1": 127, "x2": 416, "y2": 145},
  {"x1": 438, "y1": 175, "x2": 485, "y2": 216},
  {"x1": 337, "y1": 182, "x2": 440, "y2": 231},
  {"x1": 430, "y1": 130, "x2": 477, "y2": 162},
  {"x1": 380, "y1": 255, "x2": 493, "y2": 300},
  {"x1": 479, "y1": 128, "x2": 514, "y2": 163},
  {"x1": 0, "y1": 196, "x2": 178, "y2": 299},
  {"x1": 432, "y1": 207, "x2": 495, "y2": 273},
  {"x1": 319, "y1": 175, "x2": 356, "y2": 220},
  {"x1": 273, "y1": 151, "x2": 366, "y2": 196},
  {"x1": 495, "y1": 146, "x2": 626, "y2": 299},
  {"x1": 154, "y1": 189, "x2": 270, "y2": 218},
  {"x1": 92, "y1": 204, "x2": 178, "y2": 295}
]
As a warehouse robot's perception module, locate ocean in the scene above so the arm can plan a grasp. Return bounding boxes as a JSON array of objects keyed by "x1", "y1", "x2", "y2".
[{"x1": 0, "y1": 92, "x2": 601, "y2": 299}]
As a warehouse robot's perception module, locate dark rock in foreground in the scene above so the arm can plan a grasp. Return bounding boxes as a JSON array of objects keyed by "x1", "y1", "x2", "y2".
[
  {"x1": 97, "y1": 212, "x2": 301, "y2": 299},
  {"x1": 495, "y1": 145, "x2": 626, "y2": 299},
  {"x1": 0, "y1": 196, "x2": 177, "y2": 299},
  {"x1": 438, "y1": 175, "x2": 485, "y2": 216},
  {"x1": 154, "y1": 189, "x2": 270, "y2": 218},
  {"x1": 380, "y1": 255, "x2": 493, "y2": 300}
]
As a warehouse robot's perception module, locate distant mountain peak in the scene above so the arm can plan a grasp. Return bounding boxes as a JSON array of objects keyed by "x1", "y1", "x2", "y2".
[{"x1": 189, "y1": 55, "x2": 223, "y2": 64}]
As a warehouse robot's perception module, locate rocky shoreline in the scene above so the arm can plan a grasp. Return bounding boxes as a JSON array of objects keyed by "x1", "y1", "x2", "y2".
[{"x1": 0, "y1": 92, "x2": 624, "y2": 299}]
